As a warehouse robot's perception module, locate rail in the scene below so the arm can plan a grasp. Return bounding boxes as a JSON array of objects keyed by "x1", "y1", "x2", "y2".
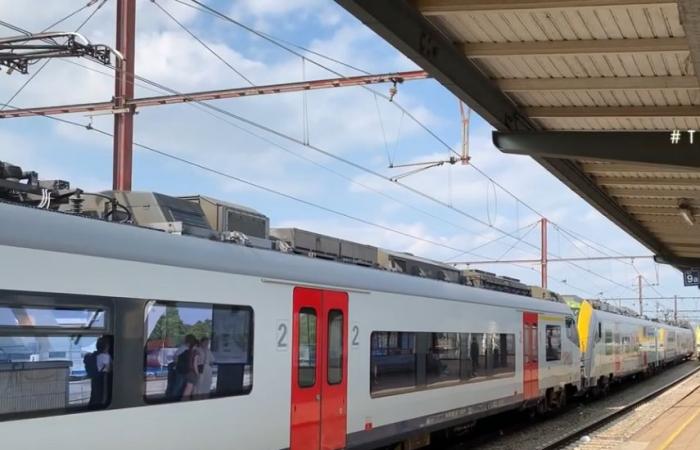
[{"x1": 540, "y1": 365, "x2": 700, "y2": 450}]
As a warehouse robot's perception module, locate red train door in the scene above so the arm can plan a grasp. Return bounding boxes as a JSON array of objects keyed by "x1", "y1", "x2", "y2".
[
  {"x1": 523, "y1": 312, "x2": 539, "y2": 400},
  {"x1": 291, "y1": 287, "x2": 348, "y2": 450}
]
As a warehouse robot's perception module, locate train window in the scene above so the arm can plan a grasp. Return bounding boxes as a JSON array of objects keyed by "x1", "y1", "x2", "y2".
[
  {"x1": 370, "y1": 332, "x2": 416, "y2": 396},
  {"x1": 604, "y1": 330, "x2": 613, "y2": 355},
  {"x1": 143, "y1": 301, "x2": 253, "y2": 402},
  {"x1": 621, "y1": 336, "x2": 631, "y2": 354},
  {"x1": 0, "y1": 305, "x2": 106, "y2": 329},
  {"x1": 371, "y1": 331, "x2": 516, "y2": 397},
  {"x1": 298, "y1": 308, "x2": 317, "y2": 388},
  {"x1": 327, "y1": 310, "x2": 343, "y2": 385},
  {"x1": 524, "y1": 325, "x2": 538, "y2": 365},
  {"x1": 545, "y1": 325, "x2": 561, "y2": 362},
  {"x1": 463, "y1": 333, "x2": 484, "y2": 380},
  {"x1": 490, "y1": 333, "x2": 516, "y2": 377},
  {"x1": 565, "y1": 317, "x2": 579, "y2": 347},
  {"x1": 0, "y1": 290, "x2": 114, "y2": 421},
  {"x1": 427, "y1": 333, "x2": 461, "y2": 386}
]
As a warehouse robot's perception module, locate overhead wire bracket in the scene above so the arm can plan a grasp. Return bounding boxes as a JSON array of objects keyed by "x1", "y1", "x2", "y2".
[
  {"x1": 0, "y1": 32, "x2": 120, "y2": 74},
  {"x1": 389, "y1": 156, "x2": 463, "y2": 181}
]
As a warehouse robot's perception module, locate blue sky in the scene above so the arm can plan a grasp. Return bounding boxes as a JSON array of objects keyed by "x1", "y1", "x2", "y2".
[{"x1": 2, "y1": 0, "x2": 699, "y2": 319}]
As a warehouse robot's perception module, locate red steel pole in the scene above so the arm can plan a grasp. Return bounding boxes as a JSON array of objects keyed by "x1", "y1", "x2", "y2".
[
  {"x1": 113, "y1": 0, "x2": 136, "y2": 191},
  {"x1": 541, "y1": 218, "x2": 548, "y2": 290}
]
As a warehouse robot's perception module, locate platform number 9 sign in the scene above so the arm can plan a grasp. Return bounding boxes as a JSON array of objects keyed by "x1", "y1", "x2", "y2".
[{"x1": 683, "y1": 269, "x2": 700, "y2": 287}]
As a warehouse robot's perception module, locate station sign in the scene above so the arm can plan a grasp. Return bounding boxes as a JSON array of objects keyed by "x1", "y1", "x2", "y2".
[{"x1": 683, "y1": 269, "x2": 700, "y2": 287}]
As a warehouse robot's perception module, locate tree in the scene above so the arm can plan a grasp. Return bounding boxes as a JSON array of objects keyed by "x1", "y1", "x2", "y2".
[
  {"x1": 150, "y1": 307, "x2": 187, "y2": 346},
  {"x1": 187, "y1": 319, "x2": 212, "y2": 340}
]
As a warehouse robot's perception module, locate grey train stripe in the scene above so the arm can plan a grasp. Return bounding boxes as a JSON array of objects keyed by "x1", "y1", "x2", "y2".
[{"x1": 346, "y1": 394, "x2": 523, "y2": 449}]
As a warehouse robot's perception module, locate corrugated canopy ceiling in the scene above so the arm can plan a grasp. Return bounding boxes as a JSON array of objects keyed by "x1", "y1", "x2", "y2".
[{"x1": 337, "y1": 0, "x2": 700, "y2": 270}]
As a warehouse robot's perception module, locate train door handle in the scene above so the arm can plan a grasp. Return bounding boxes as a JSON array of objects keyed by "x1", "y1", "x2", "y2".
[{"x1": 316, "y1": 394, "x2": 321, "y2": 401}]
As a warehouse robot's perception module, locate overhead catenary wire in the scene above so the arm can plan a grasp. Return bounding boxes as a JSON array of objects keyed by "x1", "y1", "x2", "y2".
[
  {"x1": 0, "y1": 101, "x2": 537, "y2": 265},
  {"x1": 46, "y1": 64, "x2": 552, "y2": 283},
  {"x1": 142, "y1": 78, "x2": 637, "y2": 293},
  {"x1": 73, "y1": 56, "x2": 638, "y2": 294},
  {"x1": 550, "y1": 277, "x2": 600, "y2": 298},
  {"x1": 53, "y1": 58, "x2": 519, "y2": 251},
  {"x1": 171, "y1": 0, "x2": 368, "y2": 76},
  {"x1": 445, "y1": 220, "x2": 541, "y2": 262},
  {"x1": 374, "y1": 94, "x2": 392, "y2": 166},
  {"x1": 554, "y1": 227, "x2": 610, "y2": 295},
  {"x1": 5, "y1": 0, "x2": 632, "y2": 292},
  {"x1": 42, "y1": 0, "x2": 100, "y2": 31},
  {"x1": 6, "y1": 3, "x2": 658, "y2": 296},
  {"x1": 151, "y1": 0, "x2": 254, "y2": 86},
  {"x1": 173, "y1": 0, "x2": 657, "y2": 294},
  {"x1": 6, "y1": 1, "x2": 653, "y2": 291},
  {"x1": 174, "y1": 0, "x2": 461, "y2": 159},
  {"x1": 106, "y1": 68, "x2": 531, "y2": 245},
  {"x1": 552, "y1": 222, "x2": 666, "y2": 297},
  {"x1": 496, "y1": 221, "x2": 539, "y2": 261}
]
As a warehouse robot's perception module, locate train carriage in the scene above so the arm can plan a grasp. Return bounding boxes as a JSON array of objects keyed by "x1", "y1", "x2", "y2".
[
  {"x1": 577, "y1": 300, "x2": 694, "y2": 391},
  {"x1": 0, "y1": 202, "x2": 586, "y2": 450},
  {"x1": 0, "y1": 201, "x2": 694, "y2": 450}
]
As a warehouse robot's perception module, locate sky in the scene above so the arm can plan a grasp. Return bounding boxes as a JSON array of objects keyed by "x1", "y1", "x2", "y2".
[{"x1": 1, "y1": 0, "x2": 699, "y2": 320}]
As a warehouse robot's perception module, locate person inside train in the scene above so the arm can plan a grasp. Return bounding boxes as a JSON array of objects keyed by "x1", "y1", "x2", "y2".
[
  {"x1": 194, "y1": 337, "x2": 214, "y2": 397},
  {"x1": 86, "y1": 336, "x2": 112, "y2": 408},
  {"x1": 180, "y1": 336, "x2": 201, "y2": 400},
  {"x1": 470, "y1": 336, "x2": 480, "y2": 377},
  {"x1": 166, "y1": 334, "x2": 198, "y2": 401}
]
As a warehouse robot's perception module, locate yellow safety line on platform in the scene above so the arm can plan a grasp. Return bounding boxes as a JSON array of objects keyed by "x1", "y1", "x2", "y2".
[{"x1": 656, "y1": 405, "x2": 700, "y2": 450}]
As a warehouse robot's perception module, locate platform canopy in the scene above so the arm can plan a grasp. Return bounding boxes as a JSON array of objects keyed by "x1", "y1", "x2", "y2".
[{"x1": 337, "y1": 0, "x2": 700, "y2": 270}]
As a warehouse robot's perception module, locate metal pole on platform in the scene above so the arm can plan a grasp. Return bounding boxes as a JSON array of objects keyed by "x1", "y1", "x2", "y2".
[
  {"x1": 113, "y1": 0, "x2": 136, "y2": 191},
  {"x1": 638, "y1": 275, "x2": 643, "y2": 316},
  {"x1": 541, "y1": 218, "x2": 548, "y2": 290},
  {"x1": 674, "y1": 295, "x2": 678, "y2": 321}
]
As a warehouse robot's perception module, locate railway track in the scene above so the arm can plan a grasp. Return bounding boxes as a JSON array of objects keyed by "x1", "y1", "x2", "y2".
[
  {"x1": 442, "y1": 361, "x2": 700, "y2": 450},
  {"x1": 540, "y1": 365, "x2": 700, "y2": 450}
]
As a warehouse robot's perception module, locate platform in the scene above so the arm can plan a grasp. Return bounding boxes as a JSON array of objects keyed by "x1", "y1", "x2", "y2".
[{"x1": 620, "y1": 384, "x2": 700, "y2": 450}]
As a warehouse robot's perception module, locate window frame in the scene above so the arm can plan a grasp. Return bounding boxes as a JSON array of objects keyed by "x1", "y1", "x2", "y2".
[
  {"x1": 143, "y1": 300, "x2": 254, "y2": 403},
  {"x1": 297, "y1": 307, "x2": 317, "y2": 389},
  {"x1": 545, "y1": 324, "x2": 562, "y2": 362},
  {"x1": 370, "y1": 330, "x2": 516, "y2": 398},
  {"x1": 0, "y1": 289, "x2": 116, "y2": 422},
  {"x1": 565, "y1": 316, "x2": 579, "y2": 347},
  {"x1": 604, "y1": 329, "x2": 614, "y2": 355},
  {"x1": 370, "y1": 331, "x2": 418, "y2": 397},
  {"x1": 326, "y1": 309, "x2": 343, "y2": 386}
]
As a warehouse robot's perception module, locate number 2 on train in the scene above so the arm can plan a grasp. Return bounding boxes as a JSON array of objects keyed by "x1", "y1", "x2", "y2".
[{"x1": 276, "y1": 320, "x2": 289, "y2": 351}]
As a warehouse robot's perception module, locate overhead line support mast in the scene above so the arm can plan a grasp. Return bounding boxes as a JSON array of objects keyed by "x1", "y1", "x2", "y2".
[
  {"x1": 113, "y1": 0, "x2": 136, "y2": 191},
  {"x1": 541, "y1": 217, "x2": 547, "y2": 290}
]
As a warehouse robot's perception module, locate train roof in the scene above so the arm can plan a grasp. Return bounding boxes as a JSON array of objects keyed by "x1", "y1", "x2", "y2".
[
  {"x1": 587, "y1": 303, "x2": 693, "y2": 332},
  {"x1": 0, "y1": 202, "x2": 571, "y2": 314}
]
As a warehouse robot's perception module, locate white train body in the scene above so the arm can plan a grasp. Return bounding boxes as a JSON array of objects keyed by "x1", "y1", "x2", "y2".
[
  {"x1": 578, "y1": 302, "x2": 694, "y2": 389},
  {"x1": 0, "y1": 203, "x2": 690, "y2": 450}
]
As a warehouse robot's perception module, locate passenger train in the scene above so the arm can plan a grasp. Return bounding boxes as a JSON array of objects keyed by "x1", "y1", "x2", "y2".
[{"x1": 0, "y1": 201, "x2": 694, "y2": 450}]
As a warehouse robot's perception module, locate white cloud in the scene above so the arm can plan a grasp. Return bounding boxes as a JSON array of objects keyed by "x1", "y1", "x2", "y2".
[{"x1": 232, "y1": 0, "x2": 325, "y2": 17}]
